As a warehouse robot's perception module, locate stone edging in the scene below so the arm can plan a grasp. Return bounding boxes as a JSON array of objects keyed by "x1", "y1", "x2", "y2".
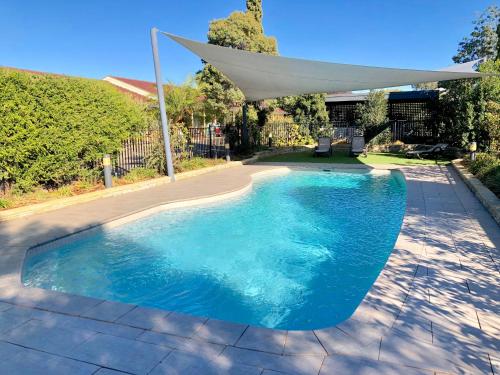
[{"x1": 451, "y1": 159, "x2": 500, "y2": 225}]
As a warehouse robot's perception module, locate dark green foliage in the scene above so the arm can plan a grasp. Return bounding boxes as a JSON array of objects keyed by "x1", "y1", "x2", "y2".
[
  {"x1": 277, "y1": 94, "x2": 329, "y2": 137},
  {"x1": 453, "y1": 6, "x2": 499, "y2": 63},
  {"x1": 0, "y1": 69, "x2": 147, "y2": 191},
  {"x1": 439, "y1": 6, "x2": 500, "y2": 150},
  {"x1": 468, "y1": 153, "x2": 500, "y2": 197},
  {"x1": 246, "y1": 0, "x2": 263, "y2": 26},
  {"x1": 354, "y1": 91, "x2": 389, "y2": 143},
  {"x1": 439, "y1": 60, "x2": 500, "y2": 150},
  {"x1": 197, "y1": 0, "x2": 277, "y2": 121}
]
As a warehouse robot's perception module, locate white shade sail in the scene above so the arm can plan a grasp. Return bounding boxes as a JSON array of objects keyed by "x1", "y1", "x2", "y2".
[{"x1": 164, "y1": 32, "x2": 488, "y2": 101}]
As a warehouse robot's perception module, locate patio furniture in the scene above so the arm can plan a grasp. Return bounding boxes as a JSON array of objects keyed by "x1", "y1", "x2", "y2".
[
  {"x1": 350, "y1": 136, "x2": 367, "y2": 157},
  {"x1": 314, "y1": 137, "x2": 332, "y2": 157},
  {"x1": 406, "y1": 143, "x2": 448, "y2": 159}
]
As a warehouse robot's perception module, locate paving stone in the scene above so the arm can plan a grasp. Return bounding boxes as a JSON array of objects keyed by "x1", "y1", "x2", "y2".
[
  {"x1": 49, "y1": 315, "x2": 145, "y2": 339},
  {"x1": 314, "y1": 326, "x2": 379, "y2": 359},
  {"x1": 283, "y1": 330, "x2": 327, "y2": 355},
  {"x1": 379, "y1": 329, "x2": 491, "y2": 374},
  {"x1": 150, "y1": 351, "x2": 261, "y2": 375},
  {"x1": 0, "y1": 301, "x2": 12, "y2": 312},
  {"x1": 0, "y1": 309, "x2": 32, "y2": 333},
  {"x1": 1, "y1": 345, "x2": 99, "y2": 375},
  {"x1": 80, "y1": 300, "x2": 136, "y2": 322},
  {"x1": 94, "y1": 369, "x2": 130, "y2": 375},
  {"x1": 0, "y1": 340, "x2": 26, "y2": 361},
  {"x1": 432, "y1": 322, "x2": 499, "y2": 353},
  {"x1": 222, "y1": 346, "x2": 324, "y2": 375},
  {"x1": 69, "y1": 333, "x2": 170, "y2": 375},
  {"x1": 235, "y1": 326, "x2": 287, "y2": 354},
  {"x1": 30, "y1": 291, "x2": 103, "y2": 315},
  {"x1": 116, "y1": 306, "x2": 170, "y2": 330},
  {"x1": 151, "y1": 311, "x2": 207, "y2": 337},
  {"x1": 1, "y1": 319, "x2": 96, "y2": 356},
  {"x1": 194, "y1": 318, "x2": 248, "y2": 345},
  {"x1": 391, "y1": 312, "x2": 432, "y2": 344},
  {"x1": 137, "y1": 330, "x2": 225, "y2": 356},
  {"x1": 320, "y1": 355, "x2": 432, "y2": 375}
]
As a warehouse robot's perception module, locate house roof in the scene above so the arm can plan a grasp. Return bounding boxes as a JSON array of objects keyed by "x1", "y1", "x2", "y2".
[
  {"x1": 325, "y1": 90, "x2": 440, "y2": 103},
  {"x1": 102, "y1": 76, "x2": 157, "y2": 102},
  {"x1": 106, "y1": 76, "x2": 157, "y2": 95}
]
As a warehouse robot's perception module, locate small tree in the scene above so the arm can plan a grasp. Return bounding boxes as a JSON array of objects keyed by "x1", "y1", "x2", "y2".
[
  {"x1": 354, "y1": 91, "x2": 388, "y2": 142},
  {"x1": 163, "y1": 80, "x2": 204, "y2": 126},
  {"x1": 277, "y1": 94, "x2": 329, "y2": 137}
]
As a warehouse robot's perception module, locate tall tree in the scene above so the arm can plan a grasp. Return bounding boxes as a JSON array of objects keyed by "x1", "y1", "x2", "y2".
[
  {"x1": 439, "y1": 5, "x2": 500, "y2": 151},
  {"x1": 246, "y1": 0, "x2": 263, "y2": 27},
  {"x1": 453, "y1": 6, "x2": 499, "y2": 63},
  {"x1": 196, "y1": 0, "x2": 277, "y2": 125}
]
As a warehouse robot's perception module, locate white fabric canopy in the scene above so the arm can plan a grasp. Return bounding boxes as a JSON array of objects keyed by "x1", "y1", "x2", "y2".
[{"x1": 164, "y1": 33, "x2": 488, "y2": 101}]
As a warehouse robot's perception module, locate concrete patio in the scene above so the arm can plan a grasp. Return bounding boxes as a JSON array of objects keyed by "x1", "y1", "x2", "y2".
[{"x1": 0, "y1": 163, "x2": 498, "y2": 374}]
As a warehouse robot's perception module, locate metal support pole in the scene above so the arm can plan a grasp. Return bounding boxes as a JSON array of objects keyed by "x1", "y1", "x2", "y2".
[
  {"x1": 103, "y1": 154, "x2": 113, "y2": 189},
  {"x1": 242, "y1": 102, "x2": 249, "y2": 148},
  {"x1": 150, "y1": 27, "x2": 175, "y2": 182}
]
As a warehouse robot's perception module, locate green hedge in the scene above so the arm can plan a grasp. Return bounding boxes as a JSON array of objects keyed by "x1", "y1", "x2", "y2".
[
  {"x1": 0, "y1": 69, "x2": 147, "y2": 191},
  {"x1": 469, "y1": 153, "x2": 500, "y2": 198}
]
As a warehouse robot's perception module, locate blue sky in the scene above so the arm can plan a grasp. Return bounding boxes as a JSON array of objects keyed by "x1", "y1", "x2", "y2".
[{"x1": 0, "y1": 0, "x2": 496, "y2": 84}]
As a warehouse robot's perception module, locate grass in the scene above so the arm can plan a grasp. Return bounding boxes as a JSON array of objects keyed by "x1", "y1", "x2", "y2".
[
  {"x1": 259, "y1": 150, "x2": 450, "y2": 166},
  {"x1": 174, "y1": 157, "x2": 226, "y2": 173}
]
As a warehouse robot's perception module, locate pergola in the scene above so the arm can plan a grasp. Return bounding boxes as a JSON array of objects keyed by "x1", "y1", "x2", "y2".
[{"x1": 150, "y1": 29, "x2": 489, "y2": 181}]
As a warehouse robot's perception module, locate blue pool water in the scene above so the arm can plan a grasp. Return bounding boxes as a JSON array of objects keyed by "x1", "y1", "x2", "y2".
[{"x1": 23, "y1": 170, "x2": 406, "y2": 330}]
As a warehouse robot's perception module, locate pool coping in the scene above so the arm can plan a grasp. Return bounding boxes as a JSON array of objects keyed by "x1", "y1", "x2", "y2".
[{"x1": 0, "y1": 162, "x2": 495, "y2": 374}]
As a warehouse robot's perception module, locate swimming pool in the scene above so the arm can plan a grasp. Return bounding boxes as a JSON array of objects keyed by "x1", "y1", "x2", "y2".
[{"x1": 23, "y1": 169, "x2": 406, "y2": 330}]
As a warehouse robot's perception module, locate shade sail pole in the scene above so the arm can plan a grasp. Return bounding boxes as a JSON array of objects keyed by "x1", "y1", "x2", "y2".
[{"x1": 151, "y1": 27, "x2": 175, "y2": 182}]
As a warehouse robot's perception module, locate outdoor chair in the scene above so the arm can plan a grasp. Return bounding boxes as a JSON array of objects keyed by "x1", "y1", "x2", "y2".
[
  {"x1": 314, "y1": 137, "x2": 332, "y2": 157},
  {"x1": 405, "y1": 143, "x2": 448, "y2": 159},
  {"x1": 350, "y1": 136, "x2": 367, "y2": 157}
]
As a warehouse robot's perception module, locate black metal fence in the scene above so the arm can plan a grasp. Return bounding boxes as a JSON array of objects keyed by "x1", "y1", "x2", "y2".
[
  {"x1": 104, "y1": 125, "x2": 229, "y2": 178},
  {"x1": 99, "y1": 118, "x2": 438, "y2": 179}
]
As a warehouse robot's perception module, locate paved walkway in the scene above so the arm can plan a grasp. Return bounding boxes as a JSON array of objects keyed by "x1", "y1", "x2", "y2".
[{"x1": 0, "y1": 164, "x2": 498, "y2": 374}]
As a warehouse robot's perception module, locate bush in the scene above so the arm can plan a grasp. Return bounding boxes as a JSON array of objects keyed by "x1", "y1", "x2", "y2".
[
  {"x1": 0, "y1": 197, "x2": 12, "y2": 209},
  {"x1": 0, "y1": 69, "x2": 147, "y2": 192},
  {"x1": 468, "y1": 153, "x2": 500, "y2": 197}
]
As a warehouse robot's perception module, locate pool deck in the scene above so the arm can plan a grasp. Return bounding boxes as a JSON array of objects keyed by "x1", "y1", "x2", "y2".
[{"x1": 0, "y1": 163, "x2": 498, "y2": 374}]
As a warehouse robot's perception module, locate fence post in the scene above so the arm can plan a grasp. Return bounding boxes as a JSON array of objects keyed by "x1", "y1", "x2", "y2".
[
  {"x1": 209, "y1": 124, "x2": 213, "y2": 158},
  {"x1": 103, "y1": 154, "x2": 113, "y2": 189}
]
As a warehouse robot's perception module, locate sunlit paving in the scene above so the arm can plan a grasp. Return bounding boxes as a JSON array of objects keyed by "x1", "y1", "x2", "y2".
[{"x1": 0, "y1": 1, "x2": 499, "y2": 374}]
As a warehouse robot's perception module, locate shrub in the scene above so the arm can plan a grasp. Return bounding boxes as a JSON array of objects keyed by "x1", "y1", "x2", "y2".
[
  {"x1": 468, "y1": 152, "x2": 500, "y2": 197},
  {"x1": 0, "y1": 69, "x2": 147, "y2": 192},
  {"x1": 0, "y1": 197, "x2": 12, "y2": 209}
]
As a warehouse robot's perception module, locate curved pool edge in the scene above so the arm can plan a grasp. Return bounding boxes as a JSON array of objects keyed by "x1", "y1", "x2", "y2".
[{"x1": 7, "y1": 163, "x2": 423, "y2": 357}]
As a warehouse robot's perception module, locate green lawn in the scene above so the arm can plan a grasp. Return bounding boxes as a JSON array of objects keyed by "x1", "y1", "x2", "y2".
[{"x1": 259, "y1": 150, "x2": 450, "y2": 166}]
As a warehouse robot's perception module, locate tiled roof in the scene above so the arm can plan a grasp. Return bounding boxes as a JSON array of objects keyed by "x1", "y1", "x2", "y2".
[{"x1": 107, "y1": 76, "x2": 157, "y2": 95}]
